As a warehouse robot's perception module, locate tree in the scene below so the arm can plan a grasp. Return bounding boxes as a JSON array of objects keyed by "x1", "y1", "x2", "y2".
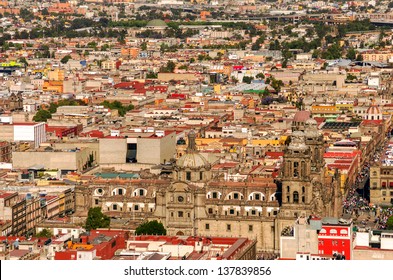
[
  {"x1": 347, "y1": 48, "x2": 356, "y2": 60},
  {"x1": 33, "y1": 109, "x2": 52, "y2": 122},
  {"x1": 256, "y1": 73, "x2": 265, "y2": 80},
  {"x1": 135, "y1": 220, "x2": 166, "y2": 235},
  {"x1": 146, "y1": 71, "x2": 158, "y2": 79},
  {"x1": 160, "y1": 61, "x2": 176, "y2": 73},
  {"x1": 141, "y1": 41, "x2": 147, "y2": 51},
  {"x1": 36, "y1": 228, "x2": 52, "y2": 238},
  {"x1": 356, "y1": 54, "x2": 363, "y2": 61},
  {"x1": 387, "y1": 216, "x2": 393, "y2": 230},
  {"x1": 242, "y1": 76, "x2": 253, "y2": 84},
  {"x1": 85, "y1": 207, "x2": 110, "y2": 231},
  {"x1": 60, "y1": 55, "x2": 72, "y2": 64},
  {"x1": 101, "y1": 100, "x2": 134, "y2": 117}
]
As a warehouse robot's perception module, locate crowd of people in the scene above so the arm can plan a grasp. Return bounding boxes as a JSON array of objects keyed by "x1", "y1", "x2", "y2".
[{"x1": 343, "y1": 163, "x2": 370, "y2": 217}]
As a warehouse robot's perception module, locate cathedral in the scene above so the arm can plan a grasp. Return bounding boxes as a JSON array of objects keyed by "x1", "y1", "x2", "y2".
[{"x1": 74, "y1": 118, "x2": 342, "y2": 253}]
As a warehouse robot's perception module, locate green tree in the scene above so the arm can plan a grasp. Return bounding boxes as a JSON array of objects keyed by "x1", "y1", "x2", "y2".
[
  {"x1": 356, "y1": 54, "x2": 363, "y2": 61},
  {"x1": 85, "y1": 207, "x2": 110, "y2": 231},
  {"x1": 146, "y1": 71, "x2": 158, "y2": 79},
  {"x1": 160, "y1": 61, "x2": 176, "y2": 73},
  {"x1": 60, "y1": 55, "x2": 72, "y2": 64},
  {"x1": 141, "y1": 41, "x2": 147, "y2": 51},
  {"x1": 19, "y1": 57, "x2": 28, "y2": 66},
  {"x1": 135, "y1": 220, "x2": 166, "y2": 235},
  {"x1": 33, "y1": 109, "x2": 52, "y2": 122},
  {"x1": 256, "y1": 73, "x2": 265, "y2": 79},
  {"x1": 347, "y1": 48, "x2": 356, "y2": 60},
  {"x1": 242, "y1": 76, "x2": 253, "y2": 84},
  {"x1": 36, "y1": 228, "x2": 52, "y2": 238},
  {"x1": 101, "y1": 100, "x2": 134, "y2": 117},
  {"x1": 387, "y1": 216, "x2": 393, "y2": 230}
]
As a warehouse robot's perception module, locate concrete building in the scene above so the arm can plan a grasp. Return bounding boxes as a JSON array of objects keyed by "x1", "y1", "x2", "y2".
[
  {"x1": 353, "y1": 229, "x2": 393, "y2": 260},
  {"x1": 12, "y1": 146, "x2": 94, "y2": 173},
  {"x1": 13, "y1": 122, "x2": 46, "y2": 148}
]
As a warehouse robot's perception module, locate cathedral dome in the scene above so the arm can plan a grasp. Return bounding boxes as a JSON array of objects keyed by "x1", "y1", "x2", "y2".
[
  {"x1": 288, "y1": 131, "x2": 308, "y2": 150},
  {"x1": 304, "y1": 118, "x2": 320, "y2": 138},
  {"x1": 366, "y1": 104, "x2": 381, "y2": 115},
  {"x1": 177, "y1": 153, "x2": 209, "y2": 169},
  {"x1": 176, "y1": 129, "x2": 210, "y2": 169}
]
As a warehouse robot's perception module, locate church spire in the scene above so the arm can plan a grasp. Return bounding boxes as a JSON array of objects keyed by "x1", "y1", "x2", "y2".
[{"x1": 187, "y1": 129, "x2": 197, "y2": 152}]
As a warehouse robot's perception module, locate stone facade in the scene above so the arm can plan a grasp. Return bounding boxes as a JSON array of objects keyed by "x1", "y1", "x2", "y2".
[{"x1": 75, "y1": 121, "x2": 342, "y2": 253}]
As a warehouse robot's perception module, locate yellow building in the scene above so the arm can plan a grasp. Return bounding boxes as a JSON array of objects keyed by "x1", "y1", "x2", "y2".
[
  {"x1": 48, "y1": 68, "x2": 65, "y2": 81},
  {"x1": 335, "y1": 102, "x2": 354, "y2": 112},
  {"x1": 311, "y1": 105, "x2": 340, "y2": 115}
]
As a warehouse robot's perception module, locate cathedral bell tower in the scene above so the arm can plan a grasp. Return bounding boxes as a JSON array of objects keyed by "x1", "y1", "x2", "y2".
[{"x1": 280, "y1": 131, "x2": 313, "y2": 219}]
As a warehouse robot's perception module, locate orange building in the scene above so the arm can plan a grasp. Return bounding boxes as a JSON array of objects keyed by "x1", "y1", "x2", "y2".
[
  {"x1": 48, "y1": 3, "x2": 74, "y2": 14},
  {"x1": 43, "y1": 81, "x2": 63, "y2": 93},
  {"x1": 121, "y1": 47, "x2": 140, "y2": 59}
]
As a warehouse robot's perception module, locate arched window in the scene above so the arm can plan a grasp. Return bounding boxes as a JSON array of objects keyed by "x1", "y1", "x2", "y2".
[
  {"x1": 340, "y1": 229, "x2": 348, "y2": 235},
  {"x1": 293, "y1": 191, "x2": 299, "y2": 203}
]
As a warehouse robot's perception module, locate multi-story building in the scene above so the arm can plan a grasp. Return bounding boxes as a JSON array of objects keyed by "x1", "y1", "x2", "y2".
[
  {"x1": 0, "y1": 141, "x2": 11, "y2": 163},
  {"x1": 75, "y1": 121, "x2": 342, "y2": 252},
  {"x1": 11, "y1": 195, "x2": 42, "y2": 236}
]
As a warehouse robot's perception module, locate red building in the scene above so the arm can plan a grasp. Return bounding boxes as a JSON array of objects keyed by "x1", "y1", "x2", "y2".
[
  {"x1": 54, "y1": 229, "x2": 127, "y2": 260},
  {"x1": 317, "y1": 219, "x2": 353, "y2": 260},
  {"x1": 46, "y1": 125, "x2": 79, "y2": 138}
]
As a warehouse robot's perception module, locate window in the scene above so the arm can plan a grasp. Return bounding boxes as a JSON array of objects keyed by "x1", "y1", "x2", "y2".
[
  {"x1": 118, "y1": 189, "x2": 123, "y2": 195},
  {"x1": 134, "y1": 205, "x2": 139, "y2": 211},
  {"x1": 139, "y1": 189, "x2": 144, "y2": 196},
  {"x1": 208, "y1": 208, "x2": 213, "y2": 214},
  {"x1": 287, "y1": 186, "x2": 290, "y2": 193},
  {"x1": 171, "y1": 212, "x2": 174, "y2": 217},
  {"x1": 251, "y1": 210, "x2": 256, "y2": 215},
  {"x1": 302, "y1": 196, "x2": 305, "y2": 203},
  {"x1": 112, "y1": 204, "x2": 117, "y2": 210},
  {"x1": 302, "y1": 186, "x2": 305, "y2": 193},
  {"x1": 200, "y1": 172, "x2": 203, "y2": 180},
  {"x1": 249, "y1": 225, "x2": 253, "y2": 232},
  {"x1": 227, "y1": 224, "x2": 231, "y2": 231},
  {"x1": 178, "y1": 211, "x2": 183, "y2": 218},
  {"x1": 234, "y1": 193, "x2": 239, "y2": 199},
  {"x1": 293, "y1": 191, "x2": 299, "y2": 203},
  {"x1": 186, "y1": 172, "x2": 191, "y2": 181},
  {"x1": 212, "y1": 192, "x2": 217, "y2": 199},
  {"x1": 287, "y1": 196, "x2": 290, "y2": 202},
  {"x1": 293, "y1": 162, "x2": 299, "y2": 177},
  {"x1": 229, "y1": 209, "x2": 235, "y2": 215},
  {"x1": 205, "y1": 223, "x2": 210, "y2": 230},
  {"x1": 95, "y1": 199, "x2": 99, "y2": 205},
  {"x1": 255, "y1": 194, "x2": 260, "y2": 200}
]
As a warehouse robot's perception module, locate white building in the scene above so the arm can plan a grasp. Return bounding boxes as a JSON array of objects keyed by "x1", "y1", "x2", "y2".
[{"x1": 13, "y1": 122, "x2": 46, "y2": 148}]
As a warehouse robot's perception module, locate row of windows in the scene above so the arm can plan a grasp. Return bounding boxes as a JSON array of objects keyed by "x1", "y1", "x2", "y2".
[
  {"x1": 286, "y1": 193, "x2": 305, "y2": 203},
  {"x1": 170, "y1": 211, "x2": 191, "y2": 218},
  {"x1": 207, "y1": 192, "x2": 276, "y2": 201},
  {"x1": 205, "y1": 223, "x2": 254, "y2": 232},
  {"x1": 207, "y1": 208, "x2": 278, "y2": 216},
  {"x1": 101, "y1": 203, "x2": 152, "y2": 212},
  {"x1": 381, "y1": 191, "x2": 393, "y2": 196},
  {"x1": 319, "y1": 229, "x2": 348, "y2": 235},
  {"x1": 95, "y1": 188, "x2": 148, "y2": 196}
]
